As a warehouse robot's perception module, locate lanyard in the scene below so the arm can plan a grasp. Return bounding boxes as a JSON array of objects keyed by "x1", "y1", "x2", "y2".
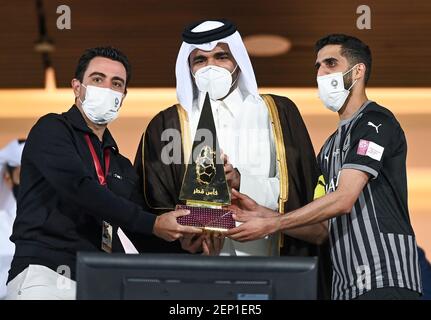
[
  {"x1": 84, "y1": 134, "x2": 113, "y2": 253},
  {"x1": 84, "y1": 134, "x2": 111, "y2": 186}
]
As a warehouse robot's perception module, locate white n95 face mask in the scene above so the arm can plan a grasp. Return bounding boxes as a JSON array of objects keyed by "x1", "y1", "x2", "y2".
[
  {"x1": 79, "y1": 84, "x2": 124, "y2": 124},
  {"x1": 193, "y1": 65, "x2": 238, "y2": 101},
  {"x1": 317, "y1": 65, "x2": 358, "y2": 112}
]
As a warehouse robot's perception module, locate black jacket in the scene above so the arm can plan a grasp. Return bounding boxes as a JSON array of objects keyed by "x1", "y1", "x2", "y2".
[{"x1": 9, "y1": 106, "x2": 156, "y2": 281}]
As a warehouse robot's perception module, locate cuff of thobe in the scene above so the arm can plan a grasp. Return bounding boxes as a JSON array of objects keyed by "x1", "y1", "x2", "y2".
[
  {"x1": 238, "y1": 174, "x2": 276, "y2": 240},
  {"x1": 238, "y1": 173, "x2": 272, "y2": 208}
]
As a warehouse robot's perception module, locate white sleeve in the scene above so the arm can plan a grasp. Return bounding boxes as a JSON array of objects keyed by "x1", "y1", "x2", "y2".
[
  {"x1": 238, "y1": 125, "x2": 280, "y2": 211},
  {"x1": 239, "y1": 173, "x2": 280, "y2": 210}
]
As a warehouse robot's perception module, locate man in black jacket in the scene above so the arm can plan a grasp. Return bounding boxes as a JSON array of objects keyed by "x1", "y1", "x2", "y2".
[{"x1": 6, "y1": 47, "x2": 201, "y2": 300}]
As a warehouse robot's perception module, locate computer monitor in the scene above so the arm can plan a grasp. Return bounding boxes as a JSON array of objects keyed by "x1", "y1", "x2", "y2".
[{"x1": 76, "y1": 252, "x2": 318, "y2": 300}]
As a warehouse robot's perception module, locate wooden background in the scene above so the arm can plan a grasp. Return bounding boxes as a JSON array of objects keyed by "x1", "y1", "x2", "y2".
[{"x1": 0, "y1": 0, "x2": 430, "y2": 88}]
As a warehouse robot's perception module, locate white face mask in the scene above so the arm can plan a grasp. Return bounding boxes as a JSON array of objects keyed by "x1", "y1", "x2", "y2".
[
  {"x1": 193, "y1": 65, "x2": 238, "y2": 101},
  {"x1": 317, "y1": 64, "x2": 358, "y2": 112},
  {"x1": 79, "y1": 84, "x2": 124, "y2": 124}
]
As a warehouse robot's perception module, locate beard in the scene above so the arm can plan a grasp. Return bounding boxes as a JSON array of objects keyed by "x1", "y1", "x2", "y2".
[{"x1": 343, "y1": 71, "x2": 354, "y2": 91}]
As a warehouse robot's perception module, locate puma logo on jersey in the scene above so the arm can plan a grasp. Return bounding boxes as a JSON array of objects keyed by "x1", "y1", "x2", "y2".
[{"x1": 367, "y1": 121, "x2": 382, "y2": 133}]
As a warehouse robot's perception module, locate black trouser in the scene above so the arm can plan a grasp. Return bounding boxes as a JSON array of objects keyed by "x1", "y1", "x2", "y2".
[{"x1": 355, "y1": 287, "x2": 420, "y2": 300}]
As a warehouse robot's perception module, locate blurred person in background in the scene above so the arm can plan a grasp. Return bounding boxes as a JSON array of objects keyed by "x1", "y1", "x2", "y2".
[{"x1": 0, "y1": 139, "x2": 25, "y2": 299}]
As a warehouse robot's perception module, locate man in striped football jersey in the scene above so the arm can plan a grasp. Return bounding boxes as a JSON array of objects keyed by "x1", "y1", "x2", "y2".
[{"x1": 227, "y1": 34, "x2": 422, "y2": 300}]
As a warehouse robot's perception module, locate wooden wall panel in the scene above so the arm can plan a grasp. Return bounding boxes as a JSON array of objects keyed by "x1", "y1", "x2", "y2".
[{"x1": 0, "y1": 0, "x2": 430, "y2": 88}]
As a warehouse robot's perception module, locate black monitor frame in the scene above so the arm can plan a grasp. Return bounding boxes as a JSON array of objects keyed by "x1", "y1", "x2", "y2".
[{"x1": 76, "y1": 252, "x2": 318, "y2": 300}]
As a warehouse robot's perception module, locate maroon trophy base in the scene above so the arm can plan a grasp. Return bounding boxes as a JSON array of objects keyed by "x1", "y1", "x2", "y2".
[{"x1": 176, "y1": 204, "x2": 235, "y2": 232}]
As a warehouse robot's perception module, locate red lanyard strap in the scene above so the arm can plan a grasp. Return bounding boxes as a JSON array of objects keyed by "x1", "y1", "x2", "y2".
[{"x1": 84, "y1": 134, "x2": 111, "y2": 186}]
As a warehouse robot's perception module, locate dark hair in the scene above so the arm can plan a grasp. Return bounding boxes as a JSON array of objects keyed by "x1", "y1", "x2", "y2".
[
  {"x1": 315, "y1": 34, "x2": 372, "y2": 84},
  {"x1": 74, "y1": 46, "x2": 131, "y2": 86}
]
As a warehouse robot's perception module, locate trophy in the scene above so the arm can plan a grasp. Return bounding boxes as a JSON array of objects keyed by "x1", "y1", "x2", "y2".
[{"x1": 176, "y1": 93, "x2": 235, "y2": 232}]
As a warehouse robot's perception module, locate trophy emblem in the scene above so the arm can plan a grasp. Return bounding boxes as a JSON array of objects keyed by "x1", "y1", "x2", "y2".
[{"x1": 195, "y1": 145, "x2": 216, "y2": 185}]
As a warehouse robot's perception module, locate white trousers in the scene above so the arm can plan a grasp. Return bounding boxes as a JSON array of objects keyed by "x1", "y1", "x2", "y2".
[{"x1": 6, "y1": 264, "x2": 76, "y2": 300}]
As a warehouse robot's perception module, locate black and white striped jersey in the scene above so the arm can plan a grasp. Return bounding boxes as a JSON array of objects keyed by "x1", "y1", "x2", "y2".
[{"x1": 318, "y1": 101, "x2": 422, "y2": 300}]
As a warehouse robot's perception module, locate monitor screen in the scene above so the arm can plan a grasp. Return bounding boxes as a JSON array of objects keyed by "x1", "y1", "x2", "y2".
[{"x1": 76, "y1": 253, "x2": 318, "y2": 300}]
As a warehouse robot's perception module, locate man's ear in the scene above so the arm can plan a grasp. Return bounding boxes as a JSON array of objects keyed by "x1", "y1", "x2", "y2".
[
  {"x1": 355, "y1": 63, "x2": 366, "y2": 82},
  {"x1": 71, "y1": 78, "x2": 81, "y2": 99}
]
